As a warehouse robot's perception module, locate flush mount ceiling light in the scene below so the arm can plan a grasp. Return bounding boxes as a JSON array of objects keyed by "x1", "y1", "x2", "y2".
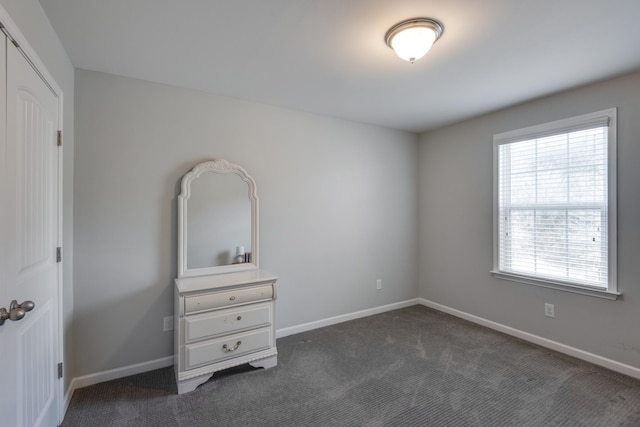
[{"x1": 385, "y1": 17, "x2": 444, "y2": 63}]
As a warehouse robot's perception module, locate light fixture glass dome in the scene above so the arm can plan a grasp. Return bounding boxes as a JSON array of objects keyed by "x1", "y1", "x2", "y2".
[{"x1": 385, "y1": 18, "x2": 444, "y2": 63}]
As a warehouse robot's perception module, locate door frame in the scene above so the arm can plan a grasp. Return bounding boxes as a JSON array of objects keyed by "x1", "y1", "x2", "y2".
[{"x1": 0, "y1": 5, "x2": 65, "y2": 424}]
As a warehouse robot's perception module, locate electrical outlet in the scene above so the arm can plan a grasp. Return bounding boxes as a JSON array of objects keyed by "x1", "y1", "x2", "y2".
[
  {"x1": 376, "y1": 279, "x2": 382, "y2": 290},
  {"x1": 163, "y1": 316, "x2": 174, "y2": 332},
  {"x1": 544, "y1": 303, "x2": 555, "y2": 318}
]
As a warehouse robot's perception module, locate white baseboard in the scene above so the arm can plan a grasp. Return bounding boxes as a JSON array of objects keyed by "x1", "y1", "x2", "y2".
[
  {"x1": 418, "y1": 298, "x2": 640, "y2": 381},
  {"x1": 63, "y1": 300, "x2": 418, "y2": 415},
  {"x1": 63, "y1": 382, "x2": 74, "y2": 419},
  {"x1": 64, "y1": 355, "x2": 174, "y2": 412},
  {"x1": 275, "y1": 298, "x2": 419, "y2": 338},
  {"x1": 65, "y1": 298, "x2": 639, "y2": 420}
]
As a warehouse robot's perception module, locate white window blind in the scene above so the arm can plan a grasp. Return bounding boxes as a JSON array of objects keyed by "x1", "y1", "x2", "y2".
[{"x1": 493, "y1": 109, "x2": 617, "y2": 296}]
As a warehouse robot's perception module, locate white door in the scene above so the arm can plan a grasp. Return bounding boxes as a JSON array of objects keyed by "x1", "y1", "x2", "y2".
[{"x1": 0, "y1": 32, "x2": 61, "y2": 427}]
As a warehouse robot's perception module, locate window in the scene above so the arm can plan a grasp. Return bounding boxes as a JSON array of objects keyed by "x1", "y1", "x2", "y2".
[{"x1": 492, "y1": 109, "x2": 618, "y2": 299}]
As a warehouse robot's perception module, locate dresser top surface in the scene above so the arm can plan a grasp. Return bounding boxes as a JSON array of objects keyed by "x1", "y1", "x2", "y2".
[{"x1": 175, "y1": 269, "x2": 277, "y2": 294}]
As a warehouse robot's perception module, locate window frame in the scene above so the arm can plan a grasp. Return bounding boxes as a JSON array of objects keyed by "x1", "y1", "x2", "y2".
[{"x1": 492, "y1": 108, "x2": 619, "y2": 300}]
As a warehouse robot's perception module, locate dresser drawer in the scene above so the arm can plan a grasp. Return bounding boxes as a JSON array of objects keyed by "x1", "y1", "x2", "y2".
[
  {"x1": 185, "y1": 328, "x2": 272, "y2": 370},
  {"x1": 185, "y1": 303, "x2": 272, "y2": 343},
  {"x1": 185, "y1": 284, "x2": 274, "y2": 314}
]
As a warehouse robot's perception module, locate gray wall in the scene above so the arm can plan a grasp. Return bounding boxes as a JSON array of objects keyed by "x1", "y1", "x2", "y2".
[
  {"x1": 418, "y1": 71, "x2": 640, "y2": 369},
  {"x1": 0, "y1": 0, "x2": 75, "y2": 392},
  {"x1": 15, "y1": 0, "x2": 638, "y2": 383},
  {"x1": 74, "y1": 70, "x2": 418, "y2": 377}
]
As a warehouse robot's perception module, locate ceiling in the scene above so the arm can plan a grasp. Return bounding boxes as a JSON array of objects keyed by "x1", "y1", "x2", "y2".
[{"x1": 39, "y1": 0, "x2": 640, "y2": 133}]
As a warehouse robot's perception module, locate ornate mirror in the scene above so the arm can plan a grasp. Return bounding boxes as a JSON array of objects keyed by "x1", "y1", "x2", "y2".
[{"x1": 177, "y1": 159, "x2": 258, "y2": 278}]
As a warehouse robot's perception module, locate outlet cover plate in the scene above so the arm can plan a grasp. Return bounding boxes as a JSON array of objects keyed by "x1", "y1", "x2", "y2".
[
  {"x1": 163, "y1": 316, "x2": 174, "y2": 332},
  {"x1": 544, "y1": 303, "x2": 555, "y2": 318}
]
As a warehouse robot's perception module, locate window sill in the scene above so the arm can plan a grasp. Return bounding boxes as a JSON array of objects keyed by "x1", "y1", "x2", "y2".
[{"x1": 490, "y1": 271, "x2": 621, "y2": 300}]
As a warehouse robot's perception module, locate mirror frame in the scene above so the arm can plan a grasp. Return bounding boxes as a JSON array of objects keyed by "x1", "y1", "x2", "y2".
[{"x1": 177, "y1": 159, "x2": 259, "y2": 278}]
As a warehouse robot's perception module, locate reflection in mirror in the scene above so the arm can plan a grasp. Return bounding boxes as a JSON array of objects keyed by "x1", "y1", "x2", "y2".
[{"x1": 187, "y1": 173, "x2": 251, "y2": 269}]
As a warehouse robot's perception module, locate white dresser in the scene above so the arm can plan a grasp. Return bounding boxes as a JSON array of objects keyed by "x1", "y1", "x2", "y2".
[
  {"x1": 173, "y1": 159, "x2": 278, "y2": 394},
  {"x1": 174, "y1": 269, "x2": 277, "y2": 394}
]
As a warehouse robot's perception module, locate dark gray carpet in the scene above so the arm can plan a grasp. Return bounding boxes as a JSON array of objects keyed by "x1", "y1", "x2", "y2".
[{"x1": 61, "y1": 305, "x2": 640, "y2": 426}]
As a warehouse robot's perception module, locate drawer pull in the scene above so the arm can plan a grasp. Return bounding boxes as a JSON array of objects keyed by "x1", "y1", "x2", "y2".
[
  {"x1": 237, "y1": 316, "x2": 242, "y2": 321},
  {"x1": 229, "y1": 296, "x2": 236, "y2": 301},
  {"x1": 222, "y1": 341, "x2": 242, "y2": 352}
]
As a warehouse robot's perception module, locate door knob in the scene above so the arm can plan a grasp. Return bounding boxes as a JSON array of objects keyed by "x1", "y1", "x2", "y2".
[
  {"x1": 10, "y1": 300, "x2": 35, "y2": 312},
  {"x1": 0, "y1": 300, "x2": 35, "y2": 326}
]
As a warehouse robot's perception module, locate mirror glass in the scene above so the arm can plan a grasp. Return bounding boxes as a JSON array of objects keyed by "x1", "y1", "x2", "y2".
[
  {"x1": 187, "y1": 173, "x2": 251, "y2": 269},
  {"x1": 178, "y1": 159, "x2": 258, "y2": 278}
]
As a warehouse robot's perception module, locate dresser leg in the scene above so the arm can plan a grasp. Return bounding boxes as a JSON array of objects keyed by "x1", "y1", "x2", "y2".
[
  {"x1": 249, "y1": 354, "x2": 277, "y2": 370},
  {"x1": 177, "y1": 373, "x2": 213, "y2": 394}
]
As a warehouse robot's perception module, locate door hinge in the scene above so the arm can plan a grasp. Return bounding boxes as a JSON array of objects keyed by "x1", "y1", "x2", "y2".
[
  {"x1": 56, "y1": 247, "x2": 62, "y2": 263},
  {"x1": 57, "y1": 130, "x2": 62, "y2": 147},
  {"x1": 58, "y1": 363, "x2": 63, "y2": 379}
]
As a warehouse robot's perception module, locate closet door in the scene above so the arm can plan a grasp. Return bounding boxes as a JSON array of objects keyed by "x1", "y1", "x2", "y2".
[{"x1": 0, "y1": 32, "x2": 61, "y2": 427}]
